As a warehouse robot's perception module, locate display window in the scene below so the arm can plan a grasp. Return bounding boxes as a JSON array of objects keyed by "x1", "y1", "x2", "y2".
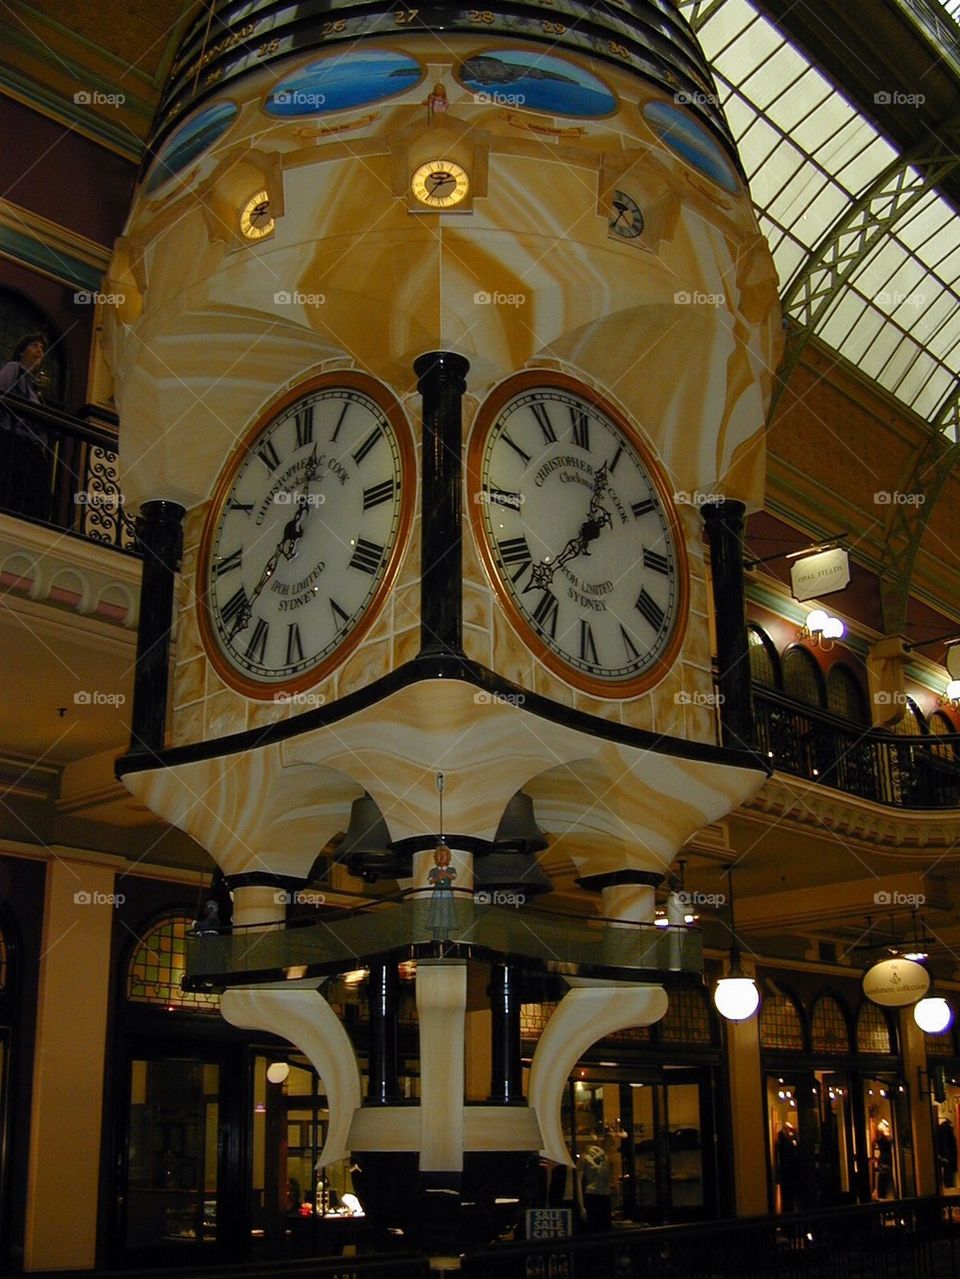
[
  {"x1": 766, "y1": 1072, "x2": 853, "y2": 1213},
  {"x1": 559, "y1": 1066, "x2": 716, "y2": 1226},
  {"x1": 931, "y1": 1074, "x2": 960, "y2": 1196},
  {"x1": 863, "y1": 1077, "x2": 904, "y2": 1200}
]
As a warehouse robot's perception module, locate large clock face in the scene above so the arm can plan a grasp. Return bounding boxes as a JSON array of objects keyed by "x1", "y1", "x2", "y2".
[
  {"x1": 468, "y1": 375, "x2": 687, "y2": 696},
  {"x1": 199, "y1": 374, "x2": 413, "y2": 696}
]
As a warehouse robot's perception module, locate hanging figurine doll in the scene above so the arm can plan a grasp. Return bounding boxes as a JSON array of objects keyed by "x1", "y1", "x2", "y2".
[{"x1": 427, "y1": 841, "x2": 457, "y2": 941}]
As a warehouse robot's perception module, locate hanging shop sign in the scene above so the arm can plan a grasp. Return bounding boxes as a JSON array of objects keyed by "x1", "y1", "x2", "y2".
[
  {"x1": 790, "y1": 547, "x2": 850, "y2": 602},
  {"x1": 862, "y1": 956, "x2": 931, "y2": 1008}
]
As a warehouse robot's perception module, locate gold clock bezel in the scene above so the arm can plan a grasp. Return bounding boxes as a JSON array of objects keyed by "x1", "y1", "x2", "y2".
[
  {"x1": 197, "y1": 371, "x2": 416, "y2": 700},
  {"x1": 466, "y1": 371, "x2": 689, "y2": 700},
  {"x1": 240, "y1": 189, "x2": 275, "y2": 240},
  {"x1": 411, "y1": 159, "x2": 470, "y2": 209}
]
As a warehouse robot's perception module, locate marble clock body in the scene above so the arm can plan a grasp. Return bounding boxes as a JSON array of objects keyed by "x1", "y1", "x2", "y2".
[{"x1": 104, "y1": 23, "x2": 782, "y2": 750}]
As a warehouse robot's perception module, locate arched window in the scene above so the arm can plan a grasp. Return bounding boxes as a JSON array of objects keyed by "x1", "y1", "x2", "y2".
[
  {"x1": 127, "y1": 914, "x2": 220, "y2": 1012},
  {"x1": 749, "y1": 625, "x2": 780, "y2": 688},
  {"x1": 924, "y1": 1027, "x2": 955, "y2": 1057},
  {"x1": 760, "y1": 989, "x2": 805, "y2": 1051},
  {"x1": 856, "y1": 1003, "x2": 894, "y2": 1054},
  {"x1": 810, "y1": 995, "x2": 850, "y2": 1053},
  {"x1": 661, "y1": 987, "x2": 713, "y2": 1044},
  {"x1": 929, "y1": 711, "x2": 957, "y2": 761},
  {"x1": 0, "y1": 288, "x2": 66, "y2": 405},
  {"x1": 782, "y1": 647, "x2": 825, "y2": 706},
  {"x1": 827, "y1": 664, "x2": 867, "y2": 723},
  {"x1": 888, "y1": 697, "x2": 927, "y2": 736}
]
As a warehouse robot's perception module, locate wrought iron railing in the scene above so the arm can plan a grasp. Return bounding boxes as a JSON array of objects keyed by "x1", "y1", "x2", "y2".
[
  {"x1": 463, "y1": 1197, "x2": 960, "y2": 1279},
  {"x1": 754, "y1": 687, "x2": 960, "y2": 809},
  {"x1": 0, "y1": 397, "x2": 137, "y2": 553}
]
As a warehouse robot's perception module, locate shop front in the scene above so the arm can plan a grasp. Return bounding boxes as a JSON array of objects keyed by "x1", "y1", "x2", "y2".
[
  {"x1": 523, "y1": 986, "x2": 726, "y2": 1226},
  {"x1": 759, "y1": 980, "x2": 910, "y2": 1212}
]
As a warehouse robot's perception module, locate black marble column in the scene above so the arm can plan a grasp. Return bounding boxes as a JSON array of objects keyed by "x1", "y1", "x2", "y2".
[
  {"x1": 367, "y1": 959, "x2": 401, "y2": 1105},
  {"x1": 414, "y1": 351, "x2": 469, "y2": 656},
  {"x1": 701, "y1": 500, "x2": 754, "y2": 750},
  {"x1": 130, "y1": 500, "x2": 185, "y2": 754},
  {"x1": 489, "y1": 961, "x2": 522, "y2": 1104}
]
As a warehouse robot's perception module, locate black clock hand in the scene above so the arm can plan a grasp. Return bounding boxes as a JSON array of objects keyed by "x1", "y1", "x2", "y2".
[
  {"x1": 228, "y1": 451, "x2": 320, "y2": 640},
  {"x1": 524, "y1": 463, "x2": 613, "y2": 593}
]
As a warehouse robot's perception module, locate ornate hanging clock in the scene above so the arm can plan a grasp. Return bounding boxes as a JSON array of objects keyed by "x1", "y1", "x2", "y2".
[
  {"x1": 468, "y1": 374, "x2": 688, "y2": 696},
  {"x1": 198, "y1": 373, "x2": 414, "y2": 696}
]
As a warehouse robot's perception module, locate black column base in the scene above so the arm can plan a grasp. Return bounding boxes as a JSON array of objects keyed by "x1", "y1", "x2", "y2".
[{"x1": 351, "y1": 1150, "x2": 531, "y2": 1252}]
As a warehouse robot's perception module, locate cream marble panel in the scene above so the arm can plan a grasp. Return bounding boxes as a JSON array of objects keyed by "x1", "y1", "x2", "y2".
[
  {"x1": 463, "y1": 583, "x2": 490, "y2": 633},
  {"x1": 492, "y1": 609, "x2": 535, "y2": 689},
  {"x1": 417, "y1": 961, "x2": 467, "y2": 1171},
  {"x1": 529, "y1": 984, "x2": 668, "y2": 1164},
  {"x1": 205, "y1": 688, "x2": 249, "y2": 740},
  {"x1": 175, "y1": 604, "x2": 203, "y2": 664},
  {"x1": 173, "y1": 654, "x2": 205, "y2": 708},
  {"x1": 221, "y1": 989, "x2": 362, "y2": 1168},
  {"x1": 393, "y1": 625, "x2": 420, "y2": 668},
  {"x1": 171, "y1": 699, "x2": 203, "y2": 748},
  {"x1": 338, "y1": 638, "x2": 392, "y2": 700}
]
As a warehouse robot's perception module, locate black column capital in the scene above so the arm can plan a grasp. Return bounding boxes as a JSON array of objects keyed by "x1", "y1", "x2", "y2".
[
  {"x1": 130, "y1": 500, "x2": 186, "y2": 756},
  {"x1": 416, "y1": 351, "x2": 470, "y2": 657},
  {"x1": 701, "y1": 498, "x2": 753, "y2": 750},
  {"x1": 414, "y1": 350, "x2": 470, "y2": 393}
]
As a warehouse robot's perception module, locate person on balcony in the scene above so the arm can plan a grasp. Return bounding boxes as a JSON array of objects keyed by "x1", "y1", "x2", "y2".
[{"x1": 0, "y1": 333, "x2": 51, "y2": 519}]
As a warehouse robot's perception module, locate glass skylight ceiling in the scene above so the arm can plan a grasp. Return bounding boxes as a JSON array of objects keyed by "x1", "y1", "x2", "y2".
[{"x1": 680, "y1": 0, "x2": 960, "y2": 432}]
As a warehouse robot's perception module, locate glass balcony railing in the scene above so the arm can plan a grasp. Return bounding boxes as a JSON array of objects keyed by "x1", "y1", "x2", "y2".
[
  {"x1": 185, "y1": 893, "x2": 702, "y2": 990},
  {"x1": 0, "y1": 398, "x2": 137, "y2": 553},
  {"x1": 755, "y1": 688, "x2": 960, "y2": 809}
]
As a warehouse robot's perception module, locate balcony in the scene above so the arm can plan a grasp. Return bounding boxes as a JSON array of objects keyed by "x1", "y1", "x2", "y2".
[
  {"x1": 0, "y1": 398, "x2": 137, "y2": 553},
  {"x1": 754, "y1": 687, "x2": 960, "y2": 809}
]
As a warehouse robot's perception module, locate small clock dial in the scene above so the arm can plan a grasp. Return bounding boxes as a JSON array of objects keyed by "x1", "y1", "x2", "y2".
[
  {"x1": 200, "y1": 376, "x2": 413, "y2": 695},
  {"x1": 469, "y1": 377, "x2": 687, "y2": 695},
  {"x1": 608, "y1": 189, "x2": 644, "y2": 240},
  {"x1": 240, "y1": 189, "x2": 275, "y2": 240},
  {"x1": 411, "y1": 159, "x2": 470, "y2": 208}
]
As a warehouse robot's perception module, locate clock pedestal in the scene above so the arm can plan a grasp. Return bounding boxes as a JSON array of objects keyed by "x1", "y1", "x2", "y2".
[{"x1": 119, "y1": 666, "x2": 767, "y2": 1240}]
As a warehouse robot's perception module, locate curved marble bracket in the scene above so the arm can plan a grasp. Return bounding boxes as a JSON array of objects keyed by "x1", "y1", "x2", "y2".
[
  {"x1": 528, "y1": 983, "x2": 668, "y2": 1166},
  {"x1": 221, "y1": 988, "x2": 362, "y2": 1168}
]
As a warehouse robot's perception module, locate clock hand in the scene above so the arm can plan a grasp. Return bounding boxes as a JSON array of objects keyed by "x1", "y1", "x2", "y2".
[
  {"x1": 227, "y1": 452, "x2": 320, "y2": 640},
  {"x1": 524, "y1": 463, "x2": 613, "y2": 593}
]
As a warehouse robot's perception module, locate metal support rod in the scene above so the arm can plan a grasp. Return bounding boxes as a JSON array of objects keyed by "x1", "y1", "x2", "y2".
[
  {"x1": 489, "y1": 961, "x2": 523, "y2": 1104},
  {"x1": 367, "y1": 959, "x2": 401, "y2": 1105}
]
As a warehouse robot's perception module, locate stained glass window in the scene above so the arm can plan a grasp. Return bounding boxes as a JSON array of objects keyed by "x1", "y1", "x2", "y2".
[
  {"x1": 749, "y1": 626, "x2": 779, "y2": 688},
  {"x1": 888, "y1": 697, "x2": 927, "y2": 736},
  {"x1": 521, "y1": 1002, "x2": 557, "y2": 1041},
  {"x1": 925, "y1": 1028, "x2": 954, "y2": 1057},
  {"x1": 760, "y1": 990, "x2": 805, "y2": 1051},
  {"x1": 782, "y1": 647, "x2": 825, "y2": 706},
  {"x1": 857, "y1": 1003, "x2": 894, "y2": 1055},
  {"x1": 661, "y1": 987, "x2": 712, "y2": 1044},
  {"x1": 827, "y1": 664, "x2": 867, "y2": 724},
  {"x1": 810, "y1": 996, "x2": 850, "y2": 1053},
  {"x1": 127, "y1": 915, "x2": 220, "y2": 1012}
]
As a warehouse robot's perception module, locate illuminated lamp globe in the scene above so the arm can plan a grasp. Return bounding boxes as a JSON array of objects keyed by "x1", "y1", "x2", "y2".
[
  {"x1": 946, "y1": 680, "x2": 960, "y2": 703},
  {"x1": 714, "y1": 974, "x2": 760, "y2": 1021},
  {"x1": 266, "y1": 1061, "x2": 290, "y2": 1084},
  {"x1": 914, "y1": 997, "x2": 953, "y2": 1034},
  {"x1": 822, "y1": 616, "x2": 845, "y2": 640},
  {"x1": 806, "y1": 609, "x2": 829, "y2": 634}
]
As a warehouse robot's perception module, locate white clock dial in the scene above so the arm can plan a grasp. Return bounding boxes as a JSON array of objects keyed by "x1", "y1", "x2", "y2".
[
  {"x1": 200, "y1": 377, "x2": 412, "y2": 695},
  {"x1": 469, "y1": 378, "x2": 687, "y2": 695}
]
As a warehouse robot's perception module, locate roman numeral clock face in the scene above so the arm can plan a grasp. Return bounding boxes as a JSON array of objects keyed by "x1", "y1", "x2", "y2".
[
  {"x1": 468, "y1": 379, "x2": 688, "y2": 696},
  {"x1": 199, "y1": 376, "x2": 413, "y2": 696}
]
